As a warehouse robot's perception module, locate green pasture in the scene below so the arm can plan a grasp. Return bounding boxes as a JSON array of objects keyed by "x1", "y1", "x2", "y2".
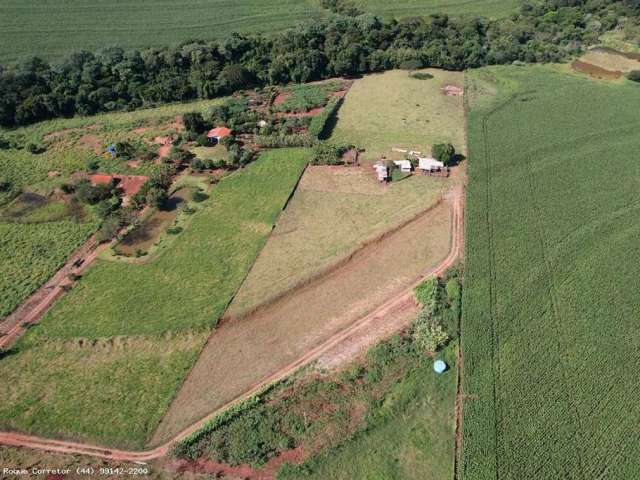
[
  {"x1": 0, "y1": 148, "x2": 310, "y2": 447},
  {"x1": 461, "y1": 65, "x2": 640, "y2": 479},
  {"x1": 329, "y1": 69, "x2": 466, "y2": 161},
  {"x1": 0, "y1": 0, "x2": 325, "y2": 64}
]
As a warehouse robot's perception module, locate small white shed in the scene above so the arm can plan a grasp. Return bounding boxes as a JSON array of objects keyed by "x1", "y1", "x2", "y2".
[
  {"x1": 393, "y1": 160, "x2": 413, "y2": 172},
  {"x1": 418, "y1": 157, "x2": 444, "y2": 172}
]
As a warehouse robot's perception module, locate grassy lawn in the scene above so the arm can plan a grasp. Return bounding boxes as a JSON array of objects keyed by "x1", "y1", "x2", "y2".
[
  {"x1": 190, "y1": 145, "x2": 230, "y2": 163},
  {"x1": 0, "y1": 149, "x2": 310, "y2": 447},
  {"x1": 462, "y1": 65, "x2": 640, "y2": 479},
  {"x1": 357, "y1": 0, "x2": 519, "y2": 19},
  {"x1": 229, "y1": 166, "x2": 449, "y2": 316},
  {"x1": 329, "y1": 69, "x2": 466, "y2": 161},
  {"x1": 0, "y1": 0, "x2": 324, "y2": 64}
]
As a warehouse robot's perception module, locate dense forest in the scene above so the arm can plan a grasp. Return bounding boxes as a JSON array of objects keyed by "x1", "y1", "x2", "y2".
[{"x1": 0, "y1": 0, "x2": 638, "y2": 128}]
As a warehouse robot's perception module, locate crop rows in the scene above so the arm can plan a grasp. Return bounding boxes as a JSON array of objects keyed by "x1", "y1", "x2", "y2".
[{"x1": 461, "y1": 66, "x2": 640, "y2": 479}]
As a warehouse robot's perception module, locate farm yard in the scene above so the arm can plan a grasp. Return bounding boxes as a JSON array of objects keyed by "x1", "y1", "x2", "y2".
[
  {"x1": 329, "y1": 69, "x2": 466, "y2": 162},
  {"x1": 0, "y1": 0, "x2": 325, "y2": 64},
  {"x1": 0, "y1": 148, "x2": 310, "y2": 448},
  {"x1": 461, "y1": 65, "x2": 640, "y2": 479}
]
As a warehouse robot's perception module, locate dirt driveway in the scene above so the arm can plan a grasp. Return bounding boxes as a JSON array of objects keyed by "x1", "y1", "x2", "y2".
[{"x1": 150, "y1": 196, "x2": 453, "y2": 445}]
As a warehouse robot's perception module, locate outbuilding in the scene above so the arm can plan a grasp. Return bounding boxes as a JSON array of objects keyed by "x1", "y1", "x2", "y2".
[
  {"x1": 418, "y1": 157, "x2": 444, "y2": 173},
  {"x1": 207, "y1": 127, "x2": 232, "y2": 144},
  {"x1": 373, "y1": 162, "x2": 390, "y2": 182},
  {"x1": 393, "y1": 160, "x2": 413, "y2": 172}
]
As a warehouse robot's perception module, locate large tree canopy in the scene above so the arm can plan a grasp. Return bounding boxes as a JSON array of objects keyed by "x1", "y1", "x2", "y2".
[{"x1": 0, "y1": 0, "x2": 635, "y2": 128}]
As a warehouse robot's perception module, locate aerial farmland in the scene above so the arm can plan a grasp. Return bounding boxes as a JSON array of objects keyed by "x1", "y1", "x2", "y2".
[{"x1": 1, "y1": 0, "x2": 640, "y2": 478}]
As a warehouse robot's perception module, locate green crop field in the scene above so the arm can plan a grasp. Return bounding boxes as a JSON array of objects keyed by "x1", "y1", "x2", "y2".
[
  {"x1": 329, "y1": 69, "x2": 466, "y2": 162},
  {"x1": 461, "y1": 65, "x2": 640, "y2": 479},
  {"x1": 0, "y1": 0, "x2": 324, "y2": 64},
  {"x1": 357, "y1": 0, "x2": 518, "y2": 20},
  {"x1": 0, "y1": 148, "x2": 310, "y2": 447}
]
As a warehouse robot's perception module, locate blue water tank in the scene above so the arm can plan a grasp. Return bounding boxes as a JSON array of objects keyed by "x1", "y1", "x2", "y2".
[{"x1": 433, "y1": 360, "x2": 447, "y2": 374}]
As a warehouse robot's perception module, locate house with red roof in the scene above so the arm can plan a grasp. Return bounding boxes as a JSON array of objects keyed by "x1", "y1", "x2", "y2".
[{"x1": 207, "y1": 127, "x2": 232, "y2": 144}]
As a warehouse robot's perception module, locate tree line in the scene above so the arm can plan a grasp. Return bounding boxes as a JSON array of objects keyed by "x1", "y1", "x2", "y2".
[{"x1": 0, "y1": 0, "x2": 637, "y2": 128}]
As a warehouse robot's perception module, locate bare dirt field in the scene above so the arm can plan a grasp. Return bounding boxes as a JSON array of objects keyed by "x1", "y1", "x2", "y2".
[{"x1": 150, "y1": 199, "x2": 452, "y2": 445}]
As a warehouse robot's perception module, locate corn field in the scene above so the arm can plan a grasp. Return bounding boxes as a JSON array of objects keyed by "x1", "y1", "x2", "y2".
[{"x1": 461, "y1": 66, "x2": 640, "y2": 479}]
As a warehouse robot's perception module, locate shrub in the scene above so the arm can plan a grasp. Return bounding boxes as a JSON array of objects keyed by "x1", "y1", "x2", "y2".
[
  {"x1": 413, "y1": 316, "x2": 449, "y2": 353},
  {"x1": 628, "y1": 70, "x2": 640, "y2": 82},
  {"x1": 410, "y1": 72, "x2": 434, "y2": 80},
  {"x1": 26, "y1": 142, "x2": 45, "y2": 154},
  {"x1": 75, "y1": 179, "x2": 114, "y2": 205},
  {"x1": 85, "y1": 158, "x2": 100, "y2": 171},
  {"x1": 308, "y1": 97, "x2": 343, "y2": 139},
  {"x1": 414, "y1": 277, "x2": 439, "y2": 312},
  {"x1": 311, "y1": 142, "x2": 348, "y2": 165},
  {"x1": 191, "y1": 190, "x2": 208, "y2": 203},
  {"x1": 96, "y1": 215, "x2": 123, "y2": 243},
  {"x1": 167, "y1": 226, "x2": 183, "y2": 235},
  {"x1": 0, "y1": 178, "x2": 11, "y2": 192},
  {"x1": 60, "y1": 183, "x2": 74, "y2": 194},
  {"x1": 94, "y1": 196, "x2": 121, "y2": 219}
]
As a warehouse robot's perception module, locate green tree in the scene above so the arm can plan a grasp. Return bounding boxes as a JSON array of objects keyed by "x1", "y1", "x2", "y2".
[
  {"x1": 432, "y1": 143, "x2": 456, "y2": 166},
  {"x1": 183, "y1": 112, "x2": 207, "y2": 135},
  {"x1": 146, "y1": 187, "x2": 168, "y2": 209}
]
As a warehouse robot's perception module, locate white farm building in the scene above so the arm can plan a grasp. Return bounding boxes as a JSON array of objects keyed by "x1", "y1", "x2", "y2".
[
  {"x1": 418, "y1": 157, "x2": 444, "y2": 172},
  {"x1": 393, "y1": 160, "x2": 413, "y2": 172}
]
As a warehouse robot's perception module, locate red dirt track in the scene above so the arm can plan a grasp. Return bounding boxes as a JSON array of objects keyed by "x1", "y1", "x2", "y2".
[{"x1": 0, "y1": 184, "x2": 464, "y2": 462}]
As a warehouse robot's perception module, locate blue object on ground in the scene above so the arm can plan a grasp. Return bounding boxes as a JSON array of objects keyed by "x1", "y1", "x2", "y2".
[{"x1": 433, "y1": 360, "x2": 447, "y2": 374}]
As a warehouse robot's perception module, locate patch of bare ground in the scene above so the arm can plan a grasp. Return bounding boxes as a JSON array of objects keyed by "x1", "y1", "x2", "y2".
[
  {"x1": 168, "y1": 446, "x2": 305, "y2": 480},
  {"x1": 150, "y1": 199, "x2": 452, "y2": 445},
  {"x1": 78, "y1": 134, "x2": 103, "y2": 153},
  {"x1": 571, "y1": 60, "x2": 622, "y2": 79}
]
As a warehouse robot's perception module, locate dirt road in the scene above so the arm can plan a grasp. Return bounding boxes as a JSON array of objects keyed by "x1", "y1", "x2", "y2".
[{"x1": 0, "y1": 183, "x2": 463, "y2": 462}]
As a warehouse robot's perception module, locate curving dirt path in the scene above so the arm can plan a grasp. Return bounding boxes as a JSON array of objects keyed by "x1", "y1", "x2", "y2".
[{"x1": 0, "y1": 183, "x2": 463, "y2": 462}]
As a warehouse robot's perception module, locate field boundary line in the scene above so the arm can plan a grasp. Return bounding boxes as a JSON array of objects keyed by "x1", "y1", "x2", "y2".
[{"x1": 0, "y1": 183, "x2": 464, "y2": 462}]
